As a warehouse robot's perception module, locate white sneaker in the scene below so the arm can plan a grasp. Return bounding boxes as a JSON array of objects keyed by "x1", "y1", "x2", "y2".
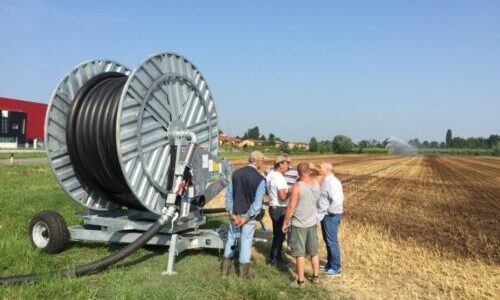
[{"x1": 325, "y1": 269, "x2": 341, "y2": 277}]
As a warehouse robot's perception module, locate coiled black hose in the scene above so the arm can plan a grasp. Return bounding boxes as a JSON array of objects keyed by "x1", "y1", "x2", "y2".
[{"x1": 66, "y1": 72, "x2": 142, "y2": 209}]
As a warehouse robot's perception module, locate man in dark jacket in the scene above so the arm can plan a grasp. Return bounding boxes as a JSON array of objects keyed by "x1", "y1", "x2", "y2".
[{"x1": 221, "y1": 151, "x2": 266, "y2": 280}]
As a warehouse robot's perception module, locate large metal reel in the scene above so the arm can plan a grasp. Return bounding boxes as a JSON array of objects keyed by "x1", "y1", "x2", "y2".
[
  {"x1": 45, "y1": 60, "x2": 131, "y2": 211},
  {"x1": 45, "y1": 53, "x2": 219, "y2": 214},
  {"x1": 117, "y1": 52, "x2": 219, "y2": 215}
]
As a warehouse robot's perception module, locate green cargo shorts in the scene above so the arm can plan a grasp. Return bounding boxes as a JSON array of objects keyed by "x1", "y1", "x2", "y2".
[{"x1": 288, "y1": 225, "x2": 318, "y2": 257}]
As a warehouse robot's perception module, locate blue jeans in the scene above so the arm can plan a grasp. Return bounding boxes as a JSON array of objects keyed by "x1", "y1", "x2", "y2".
[
  {"x1": 321, "y1": 214, "x2": 342, "y2": 271},
  {"x1": 223, "y1": 218, "x2": 256, "y2": 264}
]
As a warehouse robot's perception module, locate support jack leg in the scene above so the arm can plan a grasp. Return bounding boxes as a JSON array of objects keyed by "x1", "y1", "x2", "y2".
[{"x1": 162, "y1": 234, "x2": 178, "y2": 276}]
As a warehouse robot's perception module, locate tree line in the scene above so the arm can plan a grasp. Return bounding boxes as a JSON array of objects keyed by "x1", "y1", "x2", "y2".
[
  {"x1": 226, "y1": 127, "x2": 499, "y2": 155},
  {"x1": 408, "y1": 130, "x2": 499, "y2": 150}
]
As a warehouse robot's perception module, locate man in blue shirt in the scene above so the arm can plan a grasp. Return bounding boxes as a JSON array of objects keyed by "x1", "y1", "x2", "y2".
[{"x1": 222, "y1": 151, "x2": 266, "y2": 280}]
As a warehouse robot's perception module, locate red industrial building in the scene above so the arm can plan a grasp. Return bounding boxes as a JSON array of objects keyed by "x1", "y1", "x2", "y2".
[{"x1": 0, "y1": 96, "x2": 47, "y2": 145}]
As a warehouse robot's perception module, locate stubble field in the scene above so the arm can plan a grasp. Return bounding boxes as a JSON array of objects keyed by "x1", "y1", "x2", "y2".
[
  {"x1": 207, "y1": 154, "x2": 500, "y2": 299},
  {"x1": 0, "y1": 154, "x2": 498, "y2": 299}
]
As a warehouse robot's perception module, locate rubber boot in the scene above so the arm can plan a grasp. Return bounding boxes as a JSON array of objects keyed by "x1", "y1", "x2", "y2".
[
  {"x1": 221, "y1": 258, "x2": 231, "y2": 279},
  {"x1": 240, "y1": 263, "x2": 255, "y2": 280}
]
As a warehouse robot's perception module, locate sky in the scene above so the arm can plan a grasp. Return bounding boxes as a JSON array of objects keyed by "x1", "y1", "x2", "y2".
[{"x1": 0, "y1": 0, "x2": 499, "y2": 143}]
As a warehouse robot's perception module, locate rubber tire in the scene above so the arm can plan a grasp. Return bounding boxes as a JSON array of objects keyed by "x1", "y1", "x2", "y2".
[{"x1": 29, "y1": 210, "x2": 70, "y2": 254}]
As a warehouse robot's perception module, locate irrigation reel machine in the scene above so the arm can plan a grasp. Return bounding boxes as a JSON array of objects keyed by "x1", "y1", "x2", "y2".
[{"x1": 8, "y1": 52, "x2": 245, "y2": 282}]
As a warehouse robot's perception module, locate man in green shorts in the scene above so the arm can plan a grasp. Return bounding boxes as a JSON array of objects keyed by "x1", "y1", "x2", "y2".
[{"x1": 282, "y1": 163, "x2": 321, "y2": 287}]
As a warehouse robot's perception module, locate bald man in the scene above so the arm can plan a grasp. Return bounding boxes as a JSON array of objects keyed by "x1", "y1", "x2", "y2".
[{"x1": 317, "y1": 162, "x2": 344, "y2": 277}]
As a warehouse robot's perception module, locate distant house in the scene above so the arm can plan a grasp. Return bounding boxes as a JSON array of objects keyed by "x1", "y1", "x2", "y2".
[
  {"x1": 219, "y1": 134, "x2": 266, "y2": 148},
  {"x1": 219, "y1": 133, "x2": 241, "y2": 146},
  {"x1": 288, "y1": 142, "x2": 310, "y2": 151},
  {"x1": 272, "y1": 140, "x2": 309, "y2": 151},
  {"x1": 238, "y1": 140, "x2": 254, "y2": 148},
  {"x1": 219, "y1": 133, "x2": 309, "y2": 151},
  {"x1": 238, "y1": 139, "x2": 263, "y2": 148},
  {"x1": 273, "y1": 140, "x2": 283, "y2": 149}
]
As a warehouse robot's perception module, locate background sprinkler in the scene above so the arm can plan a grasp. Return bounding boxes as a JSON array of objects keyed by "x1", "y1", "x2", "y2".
[{"x1": 385, "y1": 137, "x2": 417, "y2": 155}]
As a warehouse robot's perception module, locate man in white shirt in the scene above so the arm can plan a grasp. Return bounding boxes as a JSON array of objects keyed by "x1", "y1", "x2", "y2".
[
  {"x1": 317, "y1": 162, "x2": 344, "y2": 277},
  {"x1": 266, "y1": 155, "x2": 291, "y2": 266}
]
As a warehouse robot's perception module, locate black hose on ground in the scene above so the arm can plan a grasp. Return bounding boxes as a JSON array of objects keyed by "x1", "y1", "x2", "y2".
[
  {"x1": 62, "y1": 216, "x2": 165, "y2": 277},
  {"x1": 0, "y1": 208, "x2": 176, "y2": 285},
  {"x1": 0, "y1": 274, "x2": 39, "y2": 285}
]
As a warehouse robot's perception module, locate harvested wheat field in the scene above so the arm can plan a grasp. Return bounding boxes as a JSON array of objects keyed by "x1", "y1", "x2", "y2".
[{"x1": 207, "y1": 154, "x2": 500, "y2": 299}]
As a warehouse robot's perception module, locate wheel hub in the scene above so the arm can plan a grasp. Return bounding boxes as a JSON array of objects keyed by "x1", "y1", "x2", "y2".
[{"x1": 32, "y1": 221, "x2": 50, "y2": 248}]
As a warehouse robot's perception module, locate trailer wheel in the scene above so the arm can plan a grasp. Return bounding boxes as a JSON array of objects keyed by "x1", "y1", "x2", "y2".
[{"x1": 29, "y1": 211, "x2": 69, "y2": 254}]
